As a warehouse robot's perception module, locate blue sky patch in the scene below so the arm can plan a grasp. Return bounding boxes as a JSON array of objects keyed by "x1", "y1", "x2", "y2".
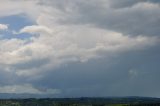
[{"x1": 0, "y1": 14, "x2": 35, "y2": 40}]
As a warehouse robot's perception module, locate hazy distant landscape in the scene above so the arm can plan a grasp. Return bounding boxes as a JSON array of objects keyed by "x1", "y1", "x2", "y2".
[{"x1": 0, "y1": 97, "x2": 160, "y2": 106}]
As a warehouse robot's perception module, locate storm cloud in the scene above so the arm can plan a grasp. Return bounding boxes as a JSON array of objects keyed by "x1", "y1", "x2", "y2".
[{"x1": 0, "y1": 0, "x2": 159, "y2": 97}]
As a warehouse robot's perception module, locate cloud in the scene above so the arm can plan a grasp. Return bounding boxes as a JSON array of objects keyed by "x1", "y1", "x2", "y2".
[
  {"x1": 47, "y1": 1, "x2": 160, "y2": 37},
  {"x1": 0, "y1": 0, "x2": 159, "y2": 97},
  {"x1": 0, "y1": 0, "x2": 39, "y2": 18},
  {"x1": 3, "y1": 26, "x2": 157, "y2": 77},
  {"x1": 37, "y1": 45, "x2": 160, "y2": 97},
  {"x1": 19, "y1": 25, "x2": 53, "y2": 35},
  {"x1": 0, "y1": 84, "x2": 60, "y2": 94},
  {"x1": 108, "y1": 0, "x2": 144, "y2": 8},
  {"x1": 0, "y1": 24, "x2": 8, "y2": 30}
]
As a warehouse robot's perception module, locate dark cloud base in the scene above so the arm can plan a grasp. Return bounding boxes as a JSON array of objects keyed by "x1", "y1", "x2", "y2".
[{"x1": 24, "y1": 44, "x2": 160, "y2": 97}]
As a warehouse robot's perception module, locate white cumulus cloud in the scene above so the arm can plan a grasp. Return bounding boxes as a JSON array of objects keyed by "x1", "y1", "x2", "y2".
[{"x1": 0, "y1": 24, "x2": 8, "y2": 30}]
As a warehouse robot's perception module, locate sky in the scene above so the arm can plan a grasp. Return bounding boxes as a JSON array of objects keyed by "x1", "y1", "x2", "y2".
[{"x1": 0, "y1": 0, "x2": 160, "y2": 98}]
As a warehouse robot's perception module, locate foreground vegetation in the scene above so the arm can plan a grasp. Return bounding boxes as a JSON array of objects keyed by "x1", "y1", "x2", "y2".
[{"x1": 0, "y1": 97, "x2": 160, "y2": 106}]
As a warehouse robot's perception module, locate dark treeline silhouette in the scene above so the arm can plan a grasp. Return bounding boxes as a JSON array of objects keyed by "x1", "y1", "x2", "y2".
[{"x1": 0, "y1": 97, "x2": 160, "y2": 106}]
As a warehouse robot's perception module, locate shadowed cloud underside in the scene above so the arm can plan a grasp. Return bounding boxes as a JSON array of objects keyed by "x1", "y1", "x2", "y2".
[{"x1": 0, "y1": 0, "x2": 159, "y2": 97}]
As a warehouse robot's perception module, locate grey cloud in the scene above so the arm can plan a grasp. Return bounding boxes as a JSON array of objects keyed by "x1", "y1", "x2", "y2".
[
  {"x1": 0, "y1": 68, "x2": 20, "y2": 86},
  {"x1": 108, "y1": 0, "x2": 160, "y2": 8},
  {"x1": 24, "y1": 44, "x2": 160, "y2": 97},
  {"x1": 40, "y1": 0, "x2": 160, "y2": 37},
  {"x1": 0, "y1": 0, "x2": 160, "y2": 97},
  {"x1": 147, "y1": 0, "x2": 160, "y2": 3},
  {"x1": 78, "y1": 3, "x2": 160, "y2": 37},
  {"x1": 108, "y1": 0, "x2": 144, "y2": 8},
  {"x1": 11, "y1": 58, "x2": 50, "y2": 70},
  {"x1": 15, "y1": 0, "x2": 160, "y2": 97}
]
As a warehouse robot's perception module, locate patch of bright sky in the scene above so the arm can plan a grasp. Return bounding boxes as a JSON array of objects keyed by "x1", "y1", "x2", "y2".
[{"x1": 0, "y1": 14, "x2": 35, "y2": 40}]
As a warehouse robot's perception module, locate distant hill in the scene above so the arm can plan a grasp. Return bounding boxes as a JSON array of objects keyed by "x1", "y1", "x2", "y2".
[
  {"x1": 0, "y1": 93, "x2": 57, "y2": 99},
  {"x1": 0, "y1": 93, "x2": 160, "y2": 105}
]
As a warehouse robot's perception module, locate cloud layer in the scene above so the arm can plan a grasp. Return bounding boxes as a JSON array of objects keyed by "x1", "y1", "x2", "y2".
[{"x1": 0, "y1": 0, "x2": 159, "y2": 97}]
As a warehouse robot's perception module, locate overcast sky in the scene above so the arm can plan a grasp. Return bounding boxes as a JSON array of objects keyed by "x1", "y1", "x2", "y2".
[{"x1": 0, "y1": 0, "x2": 160, "y2": 97}]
